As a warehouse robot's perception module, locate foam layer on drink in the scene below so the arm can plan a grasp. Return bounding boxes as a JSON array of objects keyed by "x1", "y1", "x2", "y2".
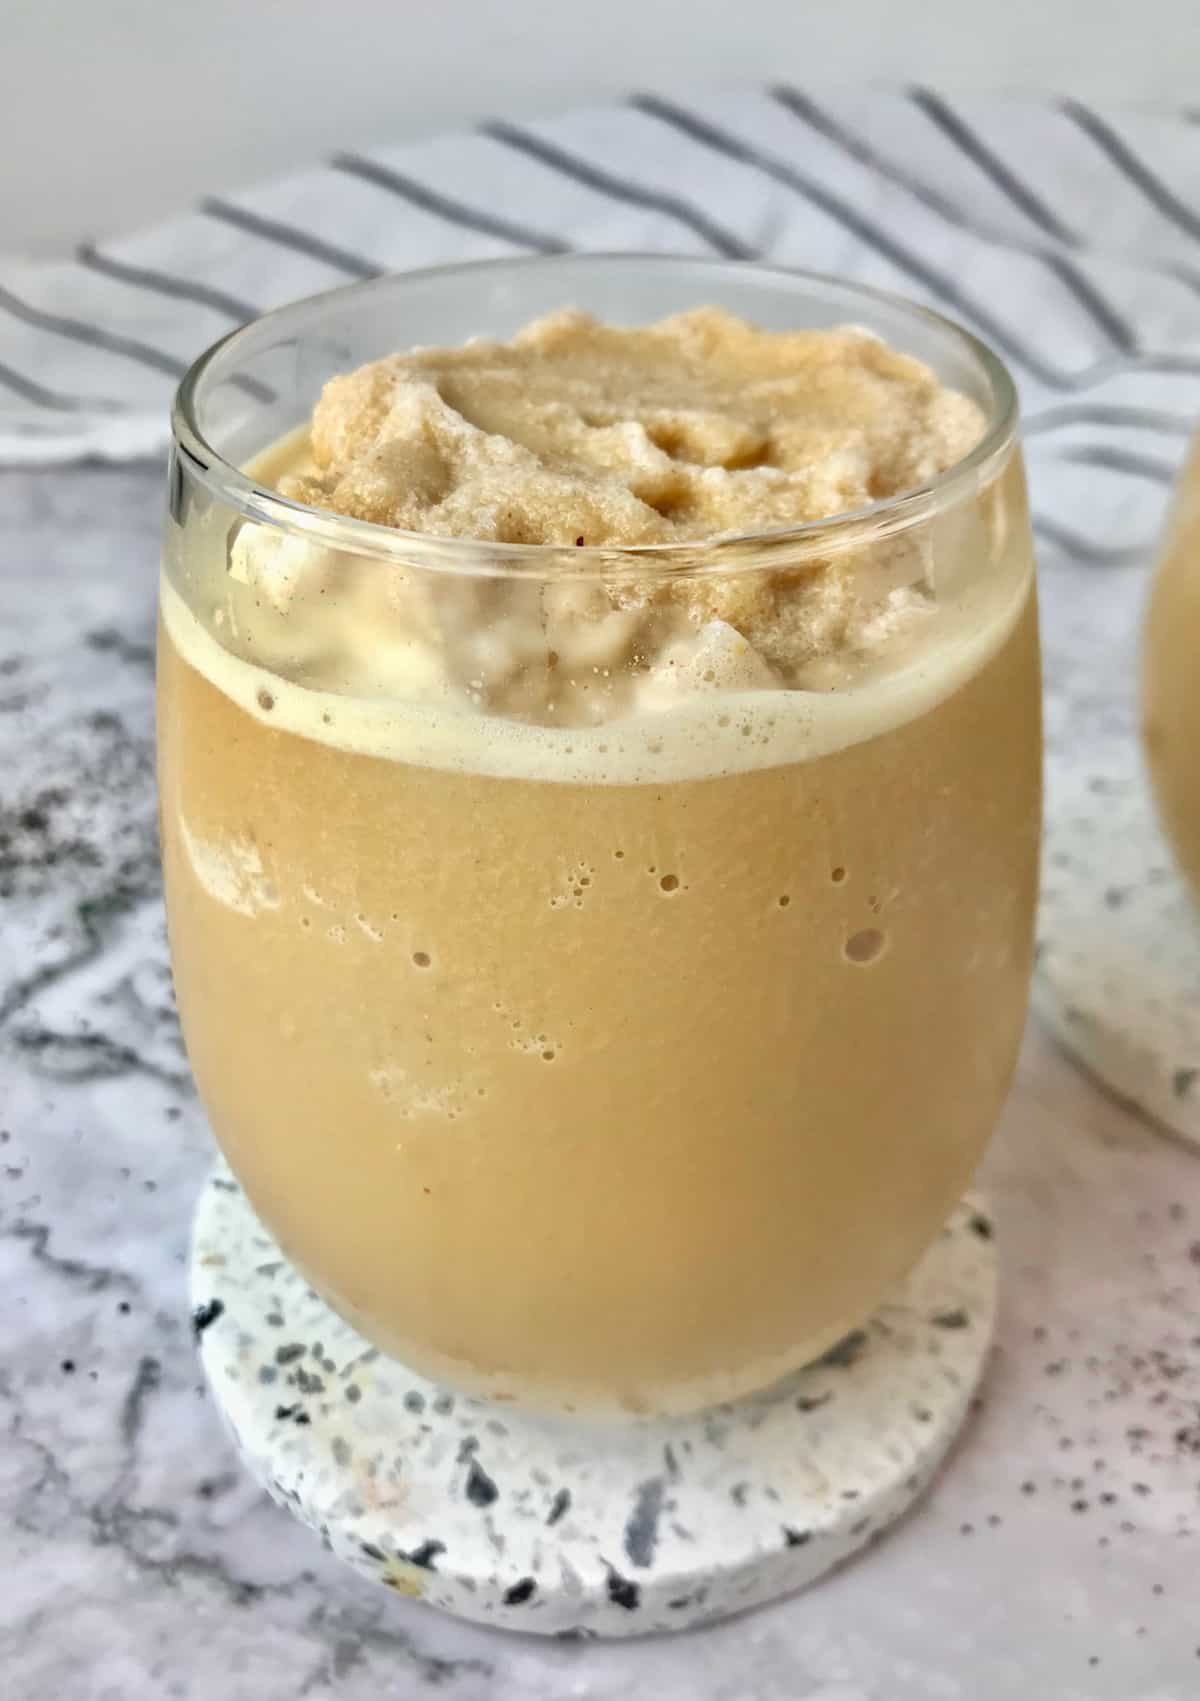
[
  {"x1": 160, "y1": 565, "x2": 1028, "y2": 787},
  {"x1": 164, "y1": 304, "x2": 1024, "y2": 783}
]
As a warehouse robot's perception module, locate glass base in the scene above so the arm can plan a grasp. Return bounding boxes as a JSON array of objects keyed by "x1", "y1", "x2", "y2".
[
  {"x1": 1036, "y1": 745, "x2": 1200, "y2": 1149},
  {"x1": 191, "y1": 1163, "x2": 997, "y2": 1638}
]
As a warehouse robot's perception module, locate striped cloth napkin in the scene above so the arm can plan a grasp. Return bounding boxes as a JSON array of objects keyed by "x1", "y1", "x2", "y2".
[{"x1": 3, "y1": 85, "x2": 1199, "y2": 569}]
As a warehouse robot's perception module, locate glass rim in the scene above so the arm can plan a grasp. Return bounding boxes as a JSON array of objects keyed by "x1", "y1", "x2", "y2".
[{"x1": 170, "y1": 253, "x2": 1020, "y2": 584}]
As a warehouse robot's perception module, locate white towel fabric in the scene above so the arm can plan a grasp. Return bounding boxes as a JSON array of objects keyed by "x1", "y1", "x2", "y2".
[{"x1": 2, "y1": 85, "x2": 1199, "y2": 565}]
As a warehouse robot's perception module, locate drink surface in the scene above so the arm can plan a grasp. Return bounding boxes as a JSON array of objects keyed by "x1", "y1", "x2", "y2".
[
  {"x1": 159, "y1": 305, "x2": 1040, "y2": 1414},
  {"x1": 1143, "y1": 432, "x2": 1200, "y2": 896},
  {"x1": 217, "y1": 306, "x2": 995, "y2": 728},
  {"x1": 275, "y1": 304, "x2": 985, "y2": 547}
]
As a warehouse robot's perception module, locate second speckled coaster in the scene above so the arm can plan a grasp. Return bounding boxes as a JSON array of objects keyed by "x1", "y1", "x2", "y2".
[
  {"x1": 191, "y1": 1164, "x2": 996, "y2": 1637},
  {"x1": 1035, "y1": 749, "x2": 1200, "y2": 1148}
]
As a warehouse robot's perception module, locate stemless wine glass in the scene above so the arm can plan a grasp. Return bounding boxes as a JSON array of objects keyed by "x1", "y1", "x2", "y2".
[
  {"x1": 158, "y1": 257, "x2": 1042, "y2": 1419},
  {"x1": 1143, "y1": 428, "x2": 1200, "y2": 897}
]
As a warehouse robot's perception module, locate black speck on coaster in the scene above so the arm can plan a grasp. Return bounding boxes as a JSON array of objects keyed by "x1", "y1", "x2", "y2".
[
  {"x1": 192, "y1": 1298, "x2": 225, "y2": 1337},
  {"x1": 465, "y1": 1457, "x2": 499, "y2": 1508},
  {"x1": 969, "y1": 1212, "x2": 993, "y2": 1240},
  {"x1": 274, "y1": 1342, "x2": 306, "y2": 1366},
  {"x1": 624, "y1": 1478, "x2": 666, "y2": 1567},
  {"x1": 783, "y1": 1527, "x2": 811, "y2": 1547},
  {"x1": 405, "y1": 1538, "x2": 446, "y2": 1571},
  {"x1": 818, "y1": 1329, "x2": 869, "y2": 1370},
  {"x1": 503, "y1": 1576, "x2": 537, "y2": 1606},
  {"x1": 403, "y1": 1390, "x2": 425, "y2": 1414},
  {"x1": 931, "y1": 1307, "x2": 970, "y2": 1330},
  {"x1": 796, "y1": 1391, "x2": 831, "y2": 1414},
  {"x1": 604, "y1": 1564, "x2": 641, "y2": 1611},
  {"x1": 546, "y1": 1488, "x2": 571, "y2": 1526}
]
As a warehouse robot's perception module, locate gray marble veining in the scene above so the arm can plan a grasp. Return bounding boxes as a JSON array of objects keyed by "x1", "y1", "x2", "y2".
[{"x1": 5, "y1": 464, "x2": 1200, "y2": 1699}]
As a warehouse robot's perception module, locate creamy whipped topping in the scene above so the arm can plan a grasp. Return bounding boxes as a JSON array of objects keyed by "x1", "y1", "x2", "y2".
[
  {"x1": 211, "y1": 307, "x2": 990, "y2": 728},
  {"x1": 281, "y1": 306, "x2": 984, "y2": 545}
]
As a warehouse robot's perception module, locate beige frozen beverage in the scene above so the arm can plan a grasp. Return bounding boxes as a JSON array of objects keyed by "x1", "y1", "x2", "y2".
[
  {"x1": 159, "y1": 285, "x2": 1040, "y2": 1415},
  {"x1": 1144, "y1": 430, "x2": 1200, "y2": 896}
]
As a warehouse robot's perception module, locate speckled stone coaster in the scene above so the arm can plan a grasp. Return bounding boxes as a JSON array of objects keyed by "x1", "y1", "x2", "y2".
[
  {"x1": 191, "y1": 1165, "x2": 997, "y2": 1637},
  {"x1": 1035, "y1": 749, "x2": 1200, "y2": 1148}
]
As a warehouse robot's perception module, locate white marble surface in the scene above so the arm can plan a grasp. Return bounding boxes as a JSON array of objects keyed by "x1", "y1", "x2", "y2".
[{"x1": 4, "y1": 463, "x2": 1200, "y2": 1699}]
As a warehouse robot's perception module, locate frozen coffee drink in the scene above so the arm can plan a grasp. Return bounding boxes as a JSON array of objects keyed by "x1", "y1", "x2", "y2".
[
  {"x1": 159, "y1": 261, "x2": 1041, "y2": 1416},
  {"x1": 1143, "y1": 430, "x2": 1200, "y2": 897}
]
